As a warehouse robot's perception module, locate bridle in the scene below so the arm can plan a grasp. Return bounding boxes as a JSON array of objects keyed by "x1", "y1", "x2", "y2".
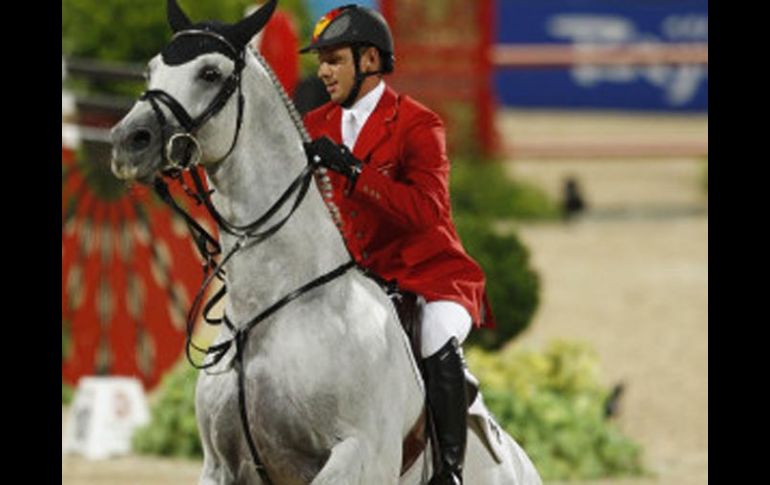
[
  {"x1": 142, "y1": 29, "x2": 246, "y2": 171},
  {"x1": 142, "y1": 30, "x2": 355, "y2": 484}
]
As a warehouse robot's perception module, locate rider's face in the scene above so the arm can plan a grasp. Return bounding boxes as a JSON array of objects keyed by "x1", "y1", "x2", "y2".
[{"x1": 316, "y1": 46, "x2": 356, "y2": 105}]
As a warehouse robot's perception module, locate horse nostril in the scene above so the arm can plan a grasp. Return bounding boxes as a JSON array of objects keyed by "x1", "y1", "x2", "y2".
[{"x1": 129, "y1": 129, "x2": 153, "y2": 151}]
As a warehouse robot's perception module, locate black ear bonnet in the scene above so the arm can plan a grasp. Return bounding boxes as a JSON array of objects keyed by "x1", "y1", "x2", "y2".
[
  {"x1": 162, "y1": 22, "x2": 239, "y2": 66},
  {"x1": 162, "y1": 0, "x2": 277, "y2": 66}
]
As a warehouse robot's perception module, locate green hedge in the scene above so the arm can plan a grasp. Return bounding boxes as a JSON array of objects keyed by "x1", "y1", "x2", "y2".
[
  {"x1": 133, "y1": 339, "x2": 646, "y2": 481},
  {"x1": 62, "y1": 320, "x2": 74, "y2": 405},
  {"x1": 132, "y1": 360, "x2": 203, "y2": 458},
  {"x1": 450, "y1": 158, "x2": 560, "y2": 222},
  {"x1": 450, "y1": 159, "x2": 558, "y2": 349},
  {"x1": 62, "y1": 382, "x2": 74, "y2": 405},
  {"x1": 455, "y1": 215, "x2": 540, "y2": 350},
  {"x1": 466, "y1": 340, "x2": 645, "y2": 480}
]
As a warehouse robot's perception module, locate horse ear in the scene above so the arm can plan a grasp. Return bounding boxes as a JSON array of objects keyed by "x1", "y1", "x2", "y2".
[
  {"x1": 167, "y1": 0, "x2": 192, "y2": 33},
  {"x1": 225, "y1": 0, "x2": 278, "y2": 48}
]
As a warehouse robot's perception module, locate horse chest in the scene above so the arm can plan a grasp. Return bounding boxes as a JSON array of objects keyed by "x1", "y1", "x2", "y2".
[{"x1": 196, "y1": 361, "x2": 336, "y2": 468}]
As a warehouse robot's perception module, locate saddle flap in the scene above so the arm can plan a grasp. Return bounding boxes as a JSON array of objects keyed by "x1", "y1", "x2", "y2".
[{"x1": 390, "y1": 290, "x2": 425, "y2": 362}]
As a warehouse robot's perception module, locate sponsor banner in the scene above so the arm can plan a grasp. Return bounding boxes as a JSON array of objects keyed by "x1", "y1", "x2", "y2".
[{"x1": 495, "y1": 0, "x2": 708, "y2": 111}]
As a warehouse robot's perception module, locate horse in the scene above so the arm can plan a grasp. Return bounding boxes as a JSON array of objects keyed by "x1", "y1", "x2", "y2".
[{"x1": 110, "y1": 1, "x2": 542, "y2": 484}]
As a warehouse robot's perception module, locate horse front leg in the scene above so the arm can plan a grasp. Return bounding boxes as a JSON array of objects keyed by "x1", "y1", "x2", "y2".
[
  {"x1": 198, "y1": 452, "x2": 228, "y2": 485},
  {"x1": 310, "y1": 435, "x2": 399, "y2": 485},
  {"x1": 197, "y1": 416, "x2": 234, "y2": 485}
]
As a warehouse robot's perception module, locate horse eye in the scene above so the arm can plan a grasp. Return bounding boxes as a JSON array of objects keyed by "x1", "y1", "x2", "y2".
[{"x1": 200, "y1": 67, "x2": 222, "y2": 83}]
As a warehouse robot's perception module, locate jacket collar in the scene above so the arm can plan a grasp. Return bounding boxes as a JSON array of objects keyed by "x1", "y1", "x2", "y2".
[
  {"x1": 323, "y1": 84, "x2": 399, "y2": 160},
  {"x1": 351, "y1": 84, "x2": 399, "y2": 160}
]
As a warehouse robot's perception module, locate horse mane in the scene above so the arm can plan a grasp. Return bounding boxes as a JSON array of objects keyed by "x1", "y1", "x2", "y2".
[{"x1": 246, "y1": 45, "x2": 311, "y2": 146}]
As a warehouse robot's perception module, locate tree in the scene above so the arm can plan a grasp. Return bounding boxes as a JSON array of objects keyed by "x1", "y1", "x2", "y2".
[{"x1": 63, "y1": 0, "x2": 310, "y2": 63}]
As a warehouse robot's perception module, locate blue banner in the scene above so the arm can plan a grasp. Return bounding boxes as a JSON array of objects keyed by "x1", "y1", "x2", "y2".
[{"x1": 495, "y1": 0, "x2": 708, "y2": 111}]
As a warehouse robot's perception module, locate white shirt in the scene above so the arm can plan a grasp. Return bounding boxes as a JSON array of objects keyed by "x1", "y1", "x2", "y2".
[{"x1": 341, "y1": 80, "x2": 386, "y2": 151}]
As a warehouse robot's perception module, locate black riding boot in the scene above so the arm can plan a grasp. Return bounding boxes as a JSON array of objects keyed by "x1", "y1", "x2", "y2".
[{"x1": 424, "y1": 337, "x2": 468, "y2": 485}]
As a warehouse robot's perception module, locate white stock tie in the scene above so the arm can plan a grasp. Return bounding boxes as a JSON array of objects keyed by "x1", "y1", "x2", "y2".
[{"x1": 342, "y1": 111, "x2": 358, "y2": 151}]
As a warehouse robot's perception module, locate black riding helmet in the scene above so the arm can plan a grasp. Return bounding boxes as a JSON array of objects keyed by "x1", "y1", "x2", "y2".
[
  {"x1": 300, "y1": 5, "x2": 394, "y2": 72},
  {"x1": 300, "y1": 5, "x2": 395, "y2": 108}
]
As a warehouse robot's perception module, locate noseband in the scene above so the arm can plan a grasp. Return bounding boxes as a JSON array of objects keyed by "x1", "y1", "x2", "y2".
[{"x1": 141, "y1": 29, "x2": 246, "y2": 171}]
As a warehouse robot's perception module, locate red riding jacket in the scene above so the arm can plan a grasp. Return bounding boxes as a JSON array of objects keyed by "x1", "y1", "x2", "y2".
[{"x1": 304, "y1": 85, "x2": 494, "y2": 328}]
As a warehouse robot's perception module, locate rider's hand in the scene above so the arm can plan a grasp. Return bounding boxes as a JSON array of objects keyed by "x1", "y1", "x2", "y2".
[{"x1": 306, "y1": 136, "x2": 363, "y2": 187}]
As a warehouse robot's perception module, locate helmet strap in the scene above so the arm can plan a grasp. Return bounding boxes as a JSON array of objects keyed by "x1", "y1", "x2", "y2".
[{"x1": 340, "y1": 46, "x2": 384, "y2": 109}]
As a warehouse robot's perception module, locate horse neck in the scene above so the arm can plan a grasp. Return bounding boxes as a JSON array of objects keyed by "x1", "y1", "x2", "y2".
[{"x1": 204, "y1": 56, "x2": 350, "y2": 324}]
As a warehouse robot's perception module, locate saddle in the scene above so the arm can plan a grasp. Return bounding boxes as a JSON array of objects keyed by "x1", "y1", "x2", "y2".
[
  {"x1": 392, "y1": 291, "x2": 507, "y2": 468},
  {"x1": 390, "y1": 290, "x2": 479, "y2": 406},
  {"x1": 388, "y1": 288, "x2": 481, "y2": 474},
  {"x1": 359, "y1": 268, "x2": 484, "y2": 472}
]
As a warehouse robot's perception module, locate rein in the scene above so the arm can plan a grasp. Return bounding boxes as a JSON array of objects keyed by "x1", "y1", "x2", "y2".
[{"x1": 155, "y1": 158, "x2": 328, "y2": 370}]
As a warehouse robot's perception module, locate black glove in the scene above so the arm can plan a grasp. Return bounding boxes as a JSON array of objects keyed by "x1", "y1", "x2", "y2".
[{"x1": 306, "y1": 136, "x2": 363, "y2": 185}]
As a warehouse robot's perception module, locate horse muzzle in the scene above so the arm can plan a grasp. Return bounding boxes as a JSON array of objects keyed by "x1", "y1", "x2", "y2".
[{"x1": 110, "y1": 110, "x2": 167, "y2": 182}]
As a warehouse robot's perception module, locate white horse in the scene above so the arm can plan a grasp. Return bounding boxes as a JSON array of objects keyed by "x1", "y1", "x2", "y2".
[{"x1": 110, "y1": 1, "x2": 541, "y2": 484}]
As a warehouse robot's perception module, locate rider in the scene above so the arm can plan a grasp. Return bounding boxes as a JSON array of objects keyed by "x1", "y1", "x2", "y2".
[{"x1": 300, "y1": 5, "x2": 495, "y2": 484}]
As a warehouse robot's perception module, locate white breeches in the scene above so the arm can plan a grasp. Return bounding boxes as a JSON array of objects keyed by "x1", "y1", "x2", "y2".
[{"x1": 420, "y1": 300, "x2": 472, "y2": 358}]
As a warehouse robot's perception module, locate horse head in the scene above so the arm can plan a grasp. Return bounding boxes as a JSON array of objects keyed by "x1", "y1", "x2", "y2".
[{"x1": 110, "y1": 0, "x2": 277, "y2": 183}]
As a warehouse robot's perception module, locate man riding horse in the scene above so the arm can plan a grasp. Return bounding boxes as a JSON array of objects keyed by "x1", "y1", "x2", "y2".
[{"x1": 301, "y1": 6, "x2": 496, "y2": 484}]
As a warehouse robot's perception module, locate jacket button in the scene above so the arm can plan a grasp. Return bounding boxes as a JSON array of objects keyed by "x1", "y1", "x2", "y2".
[
  {"x1": 362, "y1": 250, "x2": 369, "y2": 260},
  {"x1": 355, "y1": 231, "x2": 364, "y2": 240},
  {"x1": 350, "y1": 210, "x2": 358, "y2": 218}
]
